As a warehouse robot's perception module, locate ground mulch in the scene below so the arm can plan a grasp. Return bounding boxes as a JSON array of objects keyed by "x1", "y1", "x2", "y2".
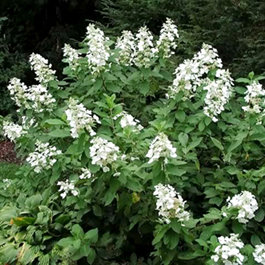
[{"x1": 0, "y1": 140, "x2": 21, "y2": 164}]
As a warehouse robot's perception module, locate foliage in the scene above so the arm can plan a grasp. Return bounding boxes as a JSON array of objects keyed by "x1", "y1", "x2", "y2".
[
  {"x1": 1, "y1": 20, "x2": 265, "y2": 264},
  {"x1": 0, "y1": 17, "x2": 29, "y2": 116}
]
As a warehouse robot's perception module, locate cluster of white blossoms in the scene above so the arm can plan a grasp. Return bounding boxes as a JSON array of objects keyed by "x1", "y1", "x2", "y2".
[
  {"x1": 3, "y1": 179, "x2": 11, "y2": 190},
  {"x1": 7, "y1": 78, "x2": 55, "y2": 112},
  {"x1": 156, "y1": 18, "x2": 179, "y2": 58},
  {"x1": 242, "y1": 81, "x2": 265, "y2": 114},
  {"x1": 168, "y1": 43, "x2": 223, "y2": 99},
  {"x1": 90, "y1": 137, "x2": 120, "y2": 172},
  {"x1": 114, "y1": 111, "x2": 143, "y2": 131},
  {"x1": 7, "y1": 78, "x2": 30, "y2": 109},
  {"x1": 79, "y1": 168, "x2": 92, "y2": 180},
  {"x1": 65, "y1": 98, "x2": 100, "y2": 138},
  {"x1": 115, "y1": 30, "x2": 135, "y2": 66},
  {"x1": 211, "y1": 234, "x2": 245, "y2": 265},
  {"x1": 133, "y1": 26, "x2": 158, "y2": 68},
  {"x1": 2, "y1": 121, "x2": 27, "y2": 142},
  {"x1": 26, "y1": 141, "x2": 62, "y2": 173},
  {"x1": 153, "y1": 184, "x2": 190, "y2": 224},
  {"x1": 203, "y1": 69, "x2": 234, "y2": 122},
  {"x1": 26, "y1": 84, "x2": 56, "y2": 112},
  {"x1": 86, "y1": 24, "x2": 110, "y2": 75},
  {"x1": 253, "y1": 244, "x2": 265, "y2": 265},
  {"x1": 29, "y1": 53, "x2": 56, "y2": 85},
  {"x1": 63, "y1": 44, "x2": 81, "y2": 71},
  {"x1": 226, "y1": 191, "x2": 258, "y2": 224},
  {"x1": 2, "y1": 116, "x2": 35, "y2": 142},
  {"x1": 57, "y1": 180, "x2": 79, "y2": 199},
  {"x1": 146, "y1": 133, "x2": 177, "y2": 164},
  {"x1": 115, "y1": 19, "x2": 179, "y2": 67}
]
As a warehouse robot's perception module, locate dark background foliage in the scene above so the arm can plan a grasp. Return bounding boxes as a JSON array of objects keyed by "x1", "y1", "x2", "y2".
[{"x1": 1, "y1": 0, "x2": 265, "y2": 116}]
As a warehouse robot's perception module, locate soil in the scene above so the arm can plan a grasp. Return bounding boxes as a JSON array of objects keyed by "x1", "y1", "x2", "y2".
[{"x1": 0, "y1": 140, "x2": 21, "y2": 164}]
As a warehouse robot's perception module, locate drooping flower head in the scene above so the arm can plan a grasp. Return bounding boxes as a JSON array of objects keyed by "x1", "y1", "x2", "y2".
[
  {"x1": 29, "y1": 53, "x2": 56, "y2": 85},
  {"x1": 168, "y1": 43, "x2": 223, "y2": 99},
  {"x1": 2, "y1": 121, "x2": 26, "y2": 142},
  {"x1": 154, "y1": 184, "x2": 190, "y2": 224}
]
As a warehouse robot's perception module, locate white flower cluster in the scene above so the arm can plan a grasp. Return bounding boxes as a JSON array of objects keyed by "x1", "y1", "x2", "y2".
[
  {"x1": 65, "y1": 98, "x2": 100, "y2": 138},
  {"x1": 57, "y1": 179, "x2": 79, "y2": 199},
  {"x1": 226, "y1": 191, "x2": 258, "y2": 224},
  {"x1": 211, "y1": 234, "x2": 244, "y2": 265},
  {"x1": 90, "y1": 137, "x2": 119, "y2": 172},
  {"x1": 29, "y1": 53, "x2": 56, "y2": 85},
  {"x1": 242, "y1": 81, "x2": 265, "y2": 114},
  {"x1": 157, "y1": 18, "x2": 179, "y2": 58},
  {"x1": 3, "y1": 179, "x2": 11, "y2": 190},
  {"x1": 2, "y1": 121, "x2": 26, "y2": 142},
  {"x1": 168, "y1": 43, "x2": 223, "y2": 99},
  {"x1": 133, "y1": 26, "x2": 158, "y2": 68},
  {"x1": 7, "y1": 78, "x2": 55, "y2": 112},
  {"x1": 114, "y1": 111, "x2": 143, "y2": 131},
  {"x1": 115, "y1": 19, "x2": 179, "y2": 67},
  {"x1": 86, "y1": 24, "x2": 110, "y2": 75},
  {"x1": 146, "y1": 133, "x2": 177, "y2": 164},
  {"x1": 26, "y1": 84, "x2": 56, "y2": 112},
  {"x1": 63, "y1": 44, "x2": 81, "y2": 71},
  {"x1": 7, "y1": 78, "x2": 29, "y2": 108},
  {"x1": 153, "y1": 184, "x2": 190, "y2": 224},
  {"x1": 2, "y1": 116, "x2": 35, "y2": 142},
  {"x1": 203, "y1": 69, "x2": 234, "y2": 122},
  {"x1": 115, "y1": 30, "x2": 135, "y2": 66},
  {"x1": 79, "y1": 168, "x2": 92, "y2": 180},
  {"x1": 253, "y1": 244, "x2": 265, "y2": 265},
  {"x1": 26, "y1": 141, "x2": 62, "y2": 173}
]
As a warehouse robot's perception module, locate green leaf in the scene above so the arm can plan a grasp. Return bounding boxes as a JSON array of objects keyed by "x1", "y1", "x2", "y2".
[
  {"x1": 176, "y1": 110, "x2": 186, "y2": 122},
  {"x1": 84, "y1": 228, "x2": 98, "y2": 244},
  {"x1": 254, "y1": 208, "x2": 264, "y2": 222},
  {"x1": 178, "y1": 133, "x2": 188, "y2": 147},
  {"x1": 152, "y1": 226, "x2": 169, "y2": 245},
  {"x1": 87, "y1": 248, "x2": 96, "y2": 264},
  {"x1": 71, "y1": 224, "x2": 84, "y2": 239},
  {"x1": 48, "y1": 129, "x2": 71, "y2": 138},
  {"x1": 235, "y1": 78, "x2": 250, "y2": 84},
  {"x1": 166, "y1": 164, "x2": 186, "y2": 176},
  {"x1": 45, "y1": 119, "x2": 66, "y2": 125},
  {"x1": 210, "y1": 137, "x2": 224, "y2": 151},
  {"x1": 12, "y1": 217, "x2": 35, "y2": 227},
  {"x1": 187, "y1": 137, "x2": 203, "y2": 151},
  {"x1": 140, "y1": 80, "x2": 149, "y2": 95},
  {"x1": 251, "y1": 234, "x2": 261, "y2": 246}
]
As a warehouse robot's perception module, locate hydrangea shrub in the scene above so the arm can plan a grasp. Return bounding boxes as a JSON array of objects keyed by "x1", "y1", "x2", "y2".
[{"x1": 1, "y1": 18, "x2": 265, "y2": 264}]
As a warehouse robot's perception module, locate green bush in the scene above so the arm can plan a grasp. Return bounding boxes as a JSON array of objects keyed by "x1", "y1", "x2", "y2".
[{"x1": 1, "y1": 19, "x2": 265, "y2": 264}]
